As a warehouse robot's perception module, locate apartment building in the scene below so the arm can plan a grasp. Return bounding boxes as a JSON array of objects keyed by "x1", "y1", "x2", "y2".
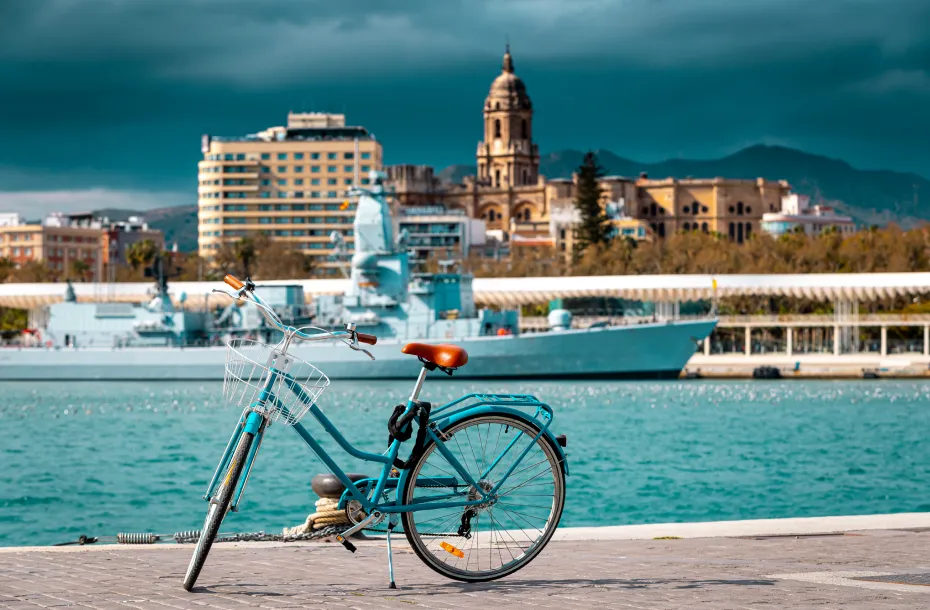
[{"x1": 197, "y1": 112, "x2": 383, "y2": 273}]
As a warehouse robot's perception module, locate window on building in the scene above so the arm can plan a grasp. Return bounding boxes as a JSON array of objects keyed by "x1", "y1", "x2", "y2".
[
  {"x1": 702, "y1": 222, "x2": 709, "y2": 233},
  {"x1": 261, "y1": 153, "x2": 270, "y2": 160},
  {"x1": 650, "y1": 203, "x2": 657, "y2": 216},
  {"x1": 494, "y1": 119, "x2": 501, "y2": 139},
  {"x1": 683, "y1": 205, "x2": 690, "y2": 214},
  {"x1": 294, "y1": 166, "x2": 303, "y2": 173},
  {"x1": 683, "y1": 222, "x2": 690, "y2": 231},
  {"x1": 327, "y1": 191, "x2": 337, "y2": 198},
  {"x1": 294, "y1": 178, "x2": 304, "y2": 185},
  {"x1": 522, "y1": 169, "x2": 528, "y2": 185},
  {"x1": 277, "y1": 153, "x2": 288, "y2": 160},
  {"x1": 523, "y1": 208, "x2": 531, "y2": 221},
  {"x1": 737, "y1": 202, "x2": 744, "y2": 215},
  {"x1": 344, "y1": 178, "x2": 353, "y2": 185},
  {"x1": 702, "y1": 206, "x2": 708, "y2": 213},
  {"x1": 657, "y1": 223, "x2": 666, "y2": 238},
  {"x1": 327, "y1": 178, "x2": 337, "y2": 185},
  {"x1": 327, "y1": 152, "x2": 337, "y2": 160},
  {"x1": 294, "y1": 153, "x2": 304, "y2": 160},
  {"x1": 277, "y1": 166, "x2": 287, "y2": 172},
  {"x1": 494, "y1": 169, "x2": 501, "y2": 187},
  {"x1": 361, "y1": 178, "x2": 370, "y2": 185},
  {"x1": 294, "y1": 191, "x2": 304, "y2": 198},
  {"x1": 343, "y1": 165, "x2": 353, "y2": 172},
  {"x1": 361, "y1": 152, "x2": 371, "y2": 160},
  {"x1": 728, "y1": 222, "x2": 735, "y2": 240},
  {"x1": 344, "y1": 152, "x2": 354, "y2": 160},
  {"x1": 261, "y1": 179, "x2": 270, "y2": 186},
  {"x1": 521, "y1": 119, "x2": 528, "y2": 139},
  {"x1": 745, "y1": 206, "x2": 752, "y2": 214},
  {"x1": 728, "y1": 205, "x2": 735, "y2": 214},
  {"x1": 737, "y1": 222, "x2": 744, "y2": 243},
  {"x1": 277, "y1": 179, "x2": 287, "y2": 186},
  {"x1": 310, "y1": 191, "x2": 320, "y2": 198},
  {"x1": 745, "y1": 223, "x2": 752, "y2": 239},
  {"x1": 311, "y1": 166, "x2": 320, "y2": 173},
  {"x1": 328, "y1": 166, "x2": 337, "y2": 172},
  {"x1": 361, "y1": 165, "x2": 371, "y2": 172},
  {"x1": 311, "y1": 152, "x2": 320, "y2": 160}
]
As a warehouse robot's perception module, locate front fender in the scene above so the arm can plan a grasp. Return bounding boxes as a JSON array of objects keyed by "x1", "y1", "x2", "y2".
[{"x1": 396, "y1": 405, "x2": 569, "y2": 495}]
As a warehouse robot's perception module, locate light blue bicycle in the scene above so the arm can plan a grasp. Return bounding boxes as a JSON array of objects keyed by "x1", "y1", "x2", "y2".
[{"x1": 182, "y1": 275, "x2": 568, "y2": 590}]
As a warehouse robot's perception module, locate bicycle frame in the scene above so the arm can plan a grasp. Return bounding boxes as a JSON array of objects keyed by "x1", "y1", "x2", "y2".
[{"x1": 202, "y1": 361, "x2": 568, "y2": 517}]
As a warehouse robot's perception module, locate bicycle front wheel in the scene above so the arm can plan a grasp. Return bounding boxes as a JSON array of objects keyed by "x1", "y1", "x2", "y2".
[
  {"x1": 182, "y1": 430, "x2": 254, "y2": 592},
  {"x1": 401, "y1": 413, "x2": 566, "y2": 582}
]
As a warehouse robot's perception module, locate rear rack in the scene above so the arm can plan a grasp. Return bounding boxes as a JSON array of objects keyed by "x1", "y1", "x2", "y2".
[{"x1": 431, "y1": 393, "x2": 554, "y2": 431}]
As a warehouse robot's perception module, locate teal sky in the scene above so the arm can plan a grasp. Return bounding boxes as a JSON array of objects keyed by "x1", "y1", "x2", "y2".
[{"x1": 0, "y1": 0, "x2": 928, "y2": 215}]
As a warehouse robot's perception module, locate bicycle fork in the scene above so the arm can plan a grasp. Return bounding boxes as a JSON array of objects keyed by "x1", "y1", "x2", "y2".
[{"x1": 203, "y1": 409, "x2": 266, "y2": 512}]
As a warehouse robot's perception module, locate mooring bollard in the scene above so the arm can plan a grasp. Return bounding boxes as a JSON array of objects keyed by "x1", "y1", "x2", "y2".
[{"x1": 282, "y1": 473, "x2": 371, "y2": 537}]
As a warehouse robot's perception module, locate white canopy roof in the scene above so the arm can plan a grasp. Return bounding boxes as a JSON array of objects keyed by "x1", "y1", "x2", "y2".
[{"x1": 2, "y1": 273, "x2": 930, "y2": 309}]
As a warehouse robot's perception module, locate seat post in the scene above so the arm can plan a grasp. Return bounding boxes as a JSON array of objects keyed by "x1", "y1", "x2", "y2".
[{"x1": 409, "y1": 366, "x2": 429, "y2": 403}]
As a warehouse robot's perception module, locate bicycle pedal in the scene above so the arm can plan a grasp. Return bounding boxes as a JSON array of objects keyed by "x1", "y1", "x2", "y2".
[{"x1": 335, "y1": 534, "x2": 357, "y2": 553}]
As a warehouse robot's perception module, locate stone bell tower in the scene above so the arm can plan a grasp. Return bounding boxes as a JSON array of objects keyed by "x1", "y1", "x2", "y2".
[{"x1": 476, "y1": 45, "x2": 539, "y2": 189}]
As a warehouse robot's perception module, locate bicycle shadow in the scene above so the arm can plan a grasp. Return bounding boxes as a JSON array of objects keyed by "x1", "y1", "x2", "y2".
[
  {"x1": 192, "y1": 576, "x2": 776, "y2": 598},
  {"x1": 402, "y1": 576, "x2": 777, "y2": 594}
]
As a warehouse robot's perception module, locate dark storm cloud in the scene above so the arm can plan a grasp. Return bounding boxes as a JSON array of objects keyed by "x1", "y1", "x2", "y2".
[{"x1": 0, "y1": 0, "x2": 928, "y2": 212}]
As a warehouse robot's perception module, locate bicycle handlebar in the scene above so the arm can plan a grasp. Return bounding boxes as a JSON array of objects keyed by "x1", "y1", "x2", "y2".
[{"x1": 212, "y1": 277, "x2": 377, "y2": 358}]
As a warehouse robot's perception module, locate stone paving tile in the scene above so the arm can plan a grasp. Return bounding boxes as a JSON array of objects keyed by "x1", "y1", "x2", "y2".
[{"x1": 2, "y1": 532, "x2": 930, "y2": 608}]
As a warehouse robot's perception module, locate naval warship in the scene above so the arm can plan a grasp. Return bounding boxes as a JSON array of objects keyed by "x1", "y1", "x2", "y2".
[{"x1": 0, "y1": 172, "x2": 716, "y2": 381}]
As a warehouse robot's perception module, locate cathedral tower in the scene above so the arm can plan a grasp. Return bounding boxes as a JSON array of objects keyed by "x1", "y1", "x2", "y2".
[{"x1": 476, "y1": 46, "x2": 540, "y2": 189}]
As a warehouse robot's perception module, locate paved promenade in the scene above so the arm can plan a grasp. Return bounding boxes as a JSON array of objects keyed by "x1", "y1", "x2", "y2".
[{"x1": 3, "y1": 515, "x2": 930, "y2": 608}]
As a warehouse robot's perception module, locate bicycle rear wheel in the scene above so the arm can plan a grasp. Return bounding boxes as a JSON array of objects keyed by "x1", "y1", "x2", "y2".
[
  {"x1": 401, "y1": 413, "x2": 565, "y2": 582},
  {"x1": 182, "y1": 430, "x2": 254, "y2": 592}
]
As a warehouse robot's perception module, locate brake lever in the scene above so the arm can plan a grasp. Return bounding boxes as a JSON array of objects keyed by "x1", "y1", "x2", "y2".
[{"x1": 339, "y1": 334, "x2": 376, "y2": 360}]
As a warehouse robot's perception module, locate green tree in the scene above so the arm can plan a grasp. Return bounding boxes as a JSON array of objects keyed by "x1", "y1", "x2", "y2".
[
  {"x1": 233, "y1": 236, "x2": 257, "y2": 278},
  {"x1": 0, "y1": 257, "x2": 14, "y2": 283},
  {"x1": 69, "y1": 259, "x2": 92, "y2": 282},
  {"x1": 572, "y1": 151, "x2": 610, "y2": 257},
  {"x1": 126, "y1": 239, "x2": 160, "y2": 271}
]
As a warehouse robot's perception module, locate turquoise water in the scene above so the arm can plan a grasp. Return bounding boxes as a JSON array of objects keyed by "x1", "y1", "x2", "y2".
[{"x1": 2, "y1": 380, "x2": 929, "y2": 547}]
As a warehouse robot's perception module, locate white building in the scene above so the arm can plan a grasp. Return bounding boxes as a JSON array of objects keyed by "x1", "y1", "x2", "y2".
[
  {"x1": 0, "y1": 213, "x2": 24, "y2": 227},
  {"x1": 396, "y1": 205, "x2": 486, "y2": 269},
  {"x1": 761, "y1": 194, "x2": 856, "y2": 237}
]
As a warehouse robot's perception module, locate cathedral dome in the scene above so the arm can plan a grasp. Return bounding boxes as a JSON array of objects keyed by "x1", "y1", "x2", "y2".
[{"x1": 486, "y1": 46, "x2": 532, "y2": 110}]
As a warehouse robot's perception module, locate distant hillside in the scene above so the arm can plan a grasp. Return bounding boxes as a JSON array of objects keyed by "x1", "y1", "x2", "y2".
[
  {"x1": 440, "y1": 145, "x2": 930, "y2": 227},
  {"x1": 94, "y1": 205, "x2": 199, "y2": 252}
]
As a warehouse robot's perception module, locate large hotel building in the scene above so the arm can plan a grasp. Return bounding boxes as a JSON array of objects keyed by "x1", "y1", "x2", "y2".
[{"x1": 197, "y1": 112, "x2": 382, "y2": 272}]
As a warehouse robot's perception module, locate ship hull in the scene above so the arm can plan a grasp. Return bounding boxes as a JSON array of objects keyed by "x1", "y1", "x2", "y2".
[{"x1": 0, "y1": 320, "x2": 716, "y2": 381}]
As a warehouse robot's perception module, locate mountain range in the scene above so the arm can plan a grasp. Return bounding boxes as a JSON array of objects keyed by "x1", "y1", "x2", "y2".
[{"x1": 103, "y1": 145, "x2": 928, "y2": 252}]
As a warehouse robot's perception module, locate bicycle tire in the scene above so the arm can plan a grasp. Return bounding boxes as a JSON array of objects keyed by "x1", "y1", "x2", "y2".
[
  {"x1": 182, "y1": 430, "x2": 254, "y2": 592},
  {"x1": 401, "y1": 413, "x2": 566, "y2": 582}
]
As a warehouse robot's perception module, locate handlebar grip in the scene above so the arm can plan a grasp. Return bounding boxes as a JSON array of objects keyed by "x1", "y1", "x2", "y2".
[
  {"x1": 224, "y1": 274, "x2": 245, "y2": 290},
  {"x1": 356, "y1": 332, "x2": 377, "y2": 345}
]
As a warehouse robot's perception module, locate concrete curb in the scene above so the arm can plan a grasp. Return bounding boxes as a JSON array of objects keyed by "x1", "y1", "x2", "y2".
[{"x1": 3, "y1": 512, "x2": 928, "y2": 554}]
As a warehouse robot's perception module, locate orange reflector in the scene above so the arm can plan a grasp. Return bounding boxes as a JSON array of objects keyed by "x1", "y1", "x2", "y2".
[{"x1": 440, "y1": 541, "x2": 464, "y2": 558}]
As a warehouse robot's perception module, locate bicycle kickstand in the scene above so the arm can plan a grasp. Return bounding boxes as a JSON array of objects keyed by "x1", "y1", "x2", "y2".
[{"x1": 386, "y1": 516, "x2": 399, "y2": 589}]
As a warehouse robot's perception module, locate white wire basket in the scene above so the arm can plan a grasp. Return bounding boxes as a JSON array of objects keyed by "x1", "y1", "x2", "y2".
[{"x1": 223, "y1": 339, "x2": 330, "y2": 425}]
